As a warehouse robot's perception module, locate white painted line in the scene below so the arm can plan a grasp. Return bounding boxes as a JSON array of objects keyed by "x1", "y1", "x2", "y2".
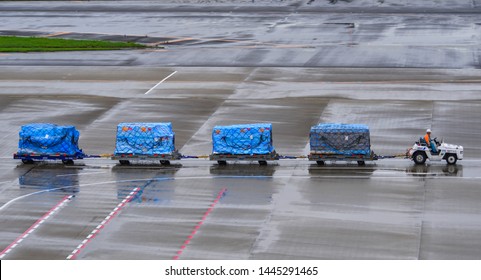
[
  {"x1": 56, "y1": 171, "x2": 107, "y2": 177},
  {"x1": 144, "y1": 71, "x2": 177, "y2": 95},
  {"x1": 3, "y1": 173, "x2": 481, "y2": 213},
  {"x1": 66, "y1": 187, "x2": 140, "y2": 260},
  {"x1": 0, "y1": 195, "x2": 73, "y2": 259}
]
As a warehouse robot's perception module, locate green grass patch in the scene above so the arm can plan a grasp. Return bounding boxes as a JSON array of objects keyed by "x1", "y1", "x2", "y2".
[{"x1": 0, "y1": 36, "x2": 148, "y2": 52}]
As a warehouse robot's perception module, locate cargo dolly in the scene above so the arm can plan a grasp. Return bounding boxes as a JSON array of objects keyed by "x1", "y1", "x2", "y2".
[
  {"x1": 13, "y1": 151, "x2": 86, "y2": 165},
  {"x1": 112, "y1": 150, "x2": 182, "y2": 165},
  {"x1": 210, "y1": 151, "x2": 279, "y2": 165},
  {"x1": 308, "y1": 151, "x2": 378, "y2": 166}
]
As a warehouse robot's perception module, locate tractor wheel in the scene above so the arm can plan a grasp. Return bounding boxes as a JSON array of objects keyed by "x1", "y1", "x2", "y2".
[
  {"x1": 445, "y1": 154, "x2": 457, "y2": 165},
  {"x1": 413, "y1": 152, "x2": 427, "y2": 165},
  {"x1": 62, "y1": 159, "x2": 74, "y2": 165}
]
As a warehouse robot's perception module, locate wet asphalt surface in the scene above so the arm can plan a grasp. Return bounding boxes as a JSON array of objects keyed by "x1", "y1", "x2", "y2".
[{"x1": 1, "y1": 0, "x2": 481, "y2": 260}]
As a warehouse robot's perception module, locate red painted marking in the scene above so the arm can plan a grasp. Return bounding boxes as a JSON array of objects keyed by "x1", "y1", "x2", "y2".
[
  {"x1": 173, "y1": 188, "x2": 227, "y2": 260},
  {"x1": 66, "y1": 187, "x2": 140, "y2": 260},
  {"x1": 0, "y1": 195, "x2": 72, "y2": 259}
]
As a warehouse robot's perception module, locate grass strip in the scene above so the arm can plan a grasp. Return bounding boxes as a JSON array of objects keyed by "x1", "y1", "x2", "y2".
[{"x1": 0, "y1": 36, "x2": 147, "y2": 52}]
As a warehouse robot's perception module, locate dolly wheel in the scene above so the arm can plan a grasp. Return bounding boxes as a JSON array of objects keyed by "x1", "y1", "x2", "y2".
[
  {"x1": 160, "y1": 160, "x2": 171, "y2": 165},
  {"x1": 217, "y1": 160, "x2": 227, "y2": 165},
  {"x1": 316, "y1": 160, "x2": 325, "y2": 166},
  {"x1": 119, "y1": 160, "x2": 130, "y2": 165},
  {"x1": 22, "y1": 159, "x2": 34, "y2": 164},
  {"x1": 62, "y1": 159, "x2": 74, "y2": 165},
  {"x1": 357, "y1": 161, "x2": 366, "y2": 166},
  {"x1": 258, "y1": 160, "x2": 267, "y2": 165}
]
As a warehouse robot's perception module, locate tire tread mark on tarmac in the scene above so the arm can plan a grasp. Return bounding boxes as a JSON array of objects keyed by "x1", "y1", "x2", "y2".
[
  {"x1": 414, "y1": 173, "x2": 428, "y2": 260},
  {"x1": 179, "y1": 68, "x2": 256, "y2": 153}
]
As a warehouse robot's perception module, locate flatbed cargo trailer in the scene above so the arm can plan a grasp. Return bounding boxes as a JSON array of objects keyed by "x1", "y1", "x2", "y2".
[
  {"x1": 210, "y1": 151, "x2": 279, "y2": 165},
  {"x1": 308, "y1": 151, "x2": 377, "y2": 166},
  {"x1": 111, "y1": 150, "x2": 182, "y2": 165},
  {"x1": 14, "y1": 151, "x2": 86, "y2": 165}
]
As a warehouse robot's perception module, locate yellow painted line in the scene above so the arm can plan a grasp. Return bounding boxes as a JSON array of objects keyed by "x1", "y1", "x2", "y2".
[
  {"x1": 204, "y1": 39, "x2": 243, "y2": 43},
  {"x1": 43, "y1": 32, "x2": 72, "y2": 37},
  {"x1": 163, "y1": 37, "x2": 196, "y2": 44},
  {"x1": 142, "y1": 49, "x2": 168, "y2": 52}
]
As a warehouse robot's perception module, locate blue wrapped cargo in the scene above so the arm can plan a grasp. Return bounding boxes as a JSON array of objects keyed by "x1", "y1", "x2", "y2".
[
  {"x1": 17, "y1": 123, "x2": 82, "y2": 156},
  {"x1": 212, "y1": 123, "x2": 275, "y2": 155},
  {"x1": 114, "y1": 123, "x2": 175, "y2": 156},
  {"x1": 309, "y1": 123, "x2": 371, "y2": 155}
]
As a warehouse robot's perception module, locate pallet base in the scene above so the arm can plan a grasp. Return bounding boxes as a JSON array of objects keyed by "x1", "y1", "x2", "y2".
[
  {"x1": 111, "y1": 151, "x2": 181, "y2": 165},
  {"x1": 210, "y1": 152, "x2": 279, "y2": 165},
  {"x1": 14, "y1": 153, "x2": 85, "y2": 165},
  {"x1": 308, "y1": 153, "x2": 376, "y2": 166}
]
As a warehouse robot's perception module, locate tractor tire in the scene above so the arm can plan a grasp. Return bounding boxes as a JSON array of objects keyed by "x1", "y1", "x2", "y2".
[
  {"x1": 62, "y1": 159, "x2": 74, "y2": 165},
  {"x1": 445, "y1": 154, "x2": 457, "y2": 165},
  {"x1": 413, "y1": 152, "x2": 427, "y2": 165}
]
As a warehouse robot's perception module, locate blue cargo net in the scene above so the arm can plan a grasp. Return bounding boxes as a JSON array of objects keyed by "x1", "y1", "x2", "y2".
[
  {"x1": 114, "y1": 123, "x2": 175, "y2": 155},
  {"x1": 310, "y1": 123, "x2": 371, "y2": 155},
  {"x1": 17, "y1": 123, "x2": 82, "y2": 155},
  {"x1": 212, "y1": 123, "x2": 275, "y2": 155}
]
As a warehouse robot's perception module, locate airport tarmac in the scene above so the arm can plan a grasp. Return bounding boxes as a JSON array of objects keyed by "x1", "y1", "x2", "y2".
[{"x1": 1, "y1": 0, "x2": 481, "y2": 260}]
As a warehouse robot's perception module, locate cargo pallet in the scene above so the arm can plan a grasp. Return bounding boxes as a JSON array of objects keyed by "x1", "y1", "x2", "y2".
[
  {"x1": 111, "y1": 150, "x2": 182, "y2": 165},
  {"x1": 13, "y1": 152, "x2": 86, "y2": 165},
  {"x1": 210, "y1": 151, "x2": 279, "y2": 165},
  {"x1": 308, "y1": 151, "x2": 377, "y2": 166}
]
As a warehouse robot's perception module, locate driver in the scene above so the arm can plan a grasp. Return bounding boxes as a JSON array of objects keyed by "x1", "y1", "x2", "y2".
[{"x1": 424, "y1": 129, "x2": 438, "y2": 153}]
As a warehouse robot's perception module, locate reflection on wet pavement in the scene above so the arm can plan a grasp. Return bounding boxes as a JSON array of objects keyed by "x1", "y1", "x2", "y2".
[
  {"x1": 406, "y1": 164, "x2": 463, "y2": 177},
  {"x1": 17, "y1": 165, "x2": 80, "y2": 193}
]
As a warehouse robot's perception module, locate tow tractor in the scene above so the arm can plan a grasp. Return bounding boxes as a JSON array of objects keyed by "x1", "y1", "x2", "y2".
[{"x1": 408, "y1": 137, "x2": 463, "y2": 165}]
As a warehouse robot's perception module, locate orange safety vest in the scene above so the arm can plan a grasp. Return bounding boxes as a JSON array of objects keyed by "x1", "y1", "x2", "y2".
[{"x1": 424, "y1": 133, "x2": 430, "y2": 144}]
